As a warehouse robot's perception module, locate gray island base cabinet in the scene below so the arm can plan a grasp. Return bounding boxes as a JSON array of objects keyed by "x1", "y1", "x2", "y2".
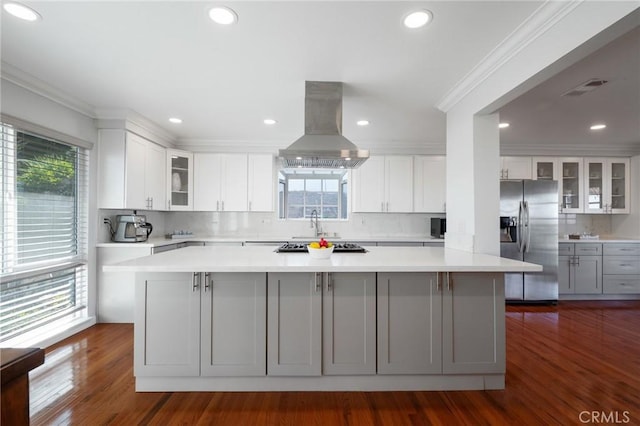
[{"x1": 134, "y1": 271, "x2": 505, "y2": 391}]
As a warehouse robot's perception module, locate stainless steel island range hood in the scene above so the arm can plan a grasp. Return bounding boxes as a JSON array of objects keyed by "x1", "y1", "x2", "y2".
[{"x1": 278, "y1": 81, "x2": 369, "y2": 169}]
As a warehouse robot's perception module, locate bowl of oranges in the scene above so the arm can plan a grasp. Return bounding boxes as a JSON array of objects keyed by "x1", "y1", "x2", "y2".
[{"x1": 307, "y1": 238, "x2": 334, "y2": 259}]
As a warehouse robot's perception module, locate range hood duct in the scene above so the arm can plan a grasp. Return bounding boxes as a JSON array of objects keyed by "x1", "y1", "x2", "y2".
[{"x1": 279, "y1": 81, "x2": 369, "y2": 169}]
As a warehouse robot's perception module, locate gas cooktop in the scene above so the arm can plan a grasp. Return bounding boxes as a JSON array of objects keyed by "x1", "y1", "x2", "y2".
[{"x1": 276, "y1": 242, "x2": 367, "y2": 253}]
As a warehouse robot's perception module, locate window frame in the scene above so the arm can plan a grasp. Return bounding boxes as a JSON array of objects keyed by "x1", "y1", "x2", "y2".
[
  {"x1": 278, "y1": 169, "x2": 349, "y2": 220},
  {"x1": 1, "y1": 121, "x2": 89, "y2": 344}
]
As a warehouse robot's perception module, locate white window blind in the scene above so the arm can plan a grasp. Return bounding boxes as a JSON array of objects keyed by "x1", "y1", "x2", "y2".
[{"x1": 1, "y1": 123, "x2": 89, "y2": 343}]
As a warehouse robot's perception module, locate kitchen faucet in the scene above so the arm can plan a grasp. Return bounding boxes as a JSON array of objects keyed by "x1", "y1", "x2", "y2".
[{"x1": 310, "y1": 209, "x2": 322, "y2": 237}]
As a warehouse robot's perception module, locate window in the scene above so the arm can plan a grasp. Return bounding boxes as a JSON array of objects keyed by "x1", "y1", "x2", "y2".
[
  {"x1": 1, "y1": 123, "x2": 89, "y2": 344},
  {"x1": 278, "y1": 169, "x2": 348, "y2": 219}
]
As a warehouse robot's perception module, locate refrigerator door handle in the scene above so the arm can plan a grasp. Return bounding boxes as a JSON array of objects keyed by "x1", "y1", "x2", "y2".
[
  {"x1": 524, "y1": 201, "x2": 531, "y2": 252},
  {"x1": 518, "y1": 201, "x2": 525, "y2": 253}
]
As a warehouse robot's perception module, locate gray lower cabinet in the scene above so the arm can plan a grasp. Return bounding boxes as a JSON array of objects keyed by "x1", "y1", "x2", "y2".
[
  {"x1": 377, "y1": 272, "x2": 505, "y2": 375},
  {"x1": 558, "y1": 243, "x2": 602, "y2": 294},
  {"x1": 267, "y1": 272, "x2": 376, "y2": 376},
  {"x1": 377, "y1": 272, "x2": 441, "y2": 374},
  {"x1": 267, "y1": 273, "x2": 322, "y2": 376},
  {"x1": 135, "y1": 272, "x2": 267, "y2": 378},
  {"x1": 442, "y1": 272, "x2": 505, "y2": 374},
  {"x1": 135, "y1": 272, "x2": 200, "y2": 377},
  {"x1": 201, "y1": 272, "x2": 267, "y2": 376},
  {"x1": 603, "y1": 243, "x2": 640, "y2": 294},
  {"x1": 323, "y1": 272, "x2": 376, "y2": 375}
]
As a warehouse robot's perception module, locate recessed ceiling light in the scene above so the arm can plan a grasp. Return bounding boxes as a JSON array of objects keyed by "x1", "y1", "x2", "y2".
[
  {"x1": 590, "y1": 123, "x2": 606, "y2": 130},
  {"x1": 3, "y1": 2, "x2": 41, "y2": 21},
  {"x1": 403, "y1": 10, "x2": 432, "y2": 29},
  {"x1": 498, "y1": 122, "x2": 510, "y2": 129},
  {"x1": 209, "y1": 6, "x2": 238, "y2": 25},
  {"x1": 263, "y1": 119, "x2": 277, "y2": 125},
  {"x1": 169, "y1": 117, "x2": 182, "y2": 124},
  {"x1": 356, "y1": 120, "x2": 370, "y2": 126}
]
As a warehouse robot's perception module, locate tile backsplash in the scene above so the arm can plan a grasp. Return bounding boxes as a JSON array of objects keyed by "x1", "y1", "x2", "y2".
[
  {"x1": 97, "y1": 209, "x2": 618, "y2": 243},
  {"x1": 559, "y1": 214, "x2": 612, "y2": 237}
]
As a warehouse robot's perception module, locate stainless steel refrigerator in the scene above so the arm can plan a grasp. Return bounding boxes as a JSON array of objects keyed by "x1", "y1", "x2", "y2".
[{"x1": 500, "y1": 180, "x2": 558, "y2": 303}]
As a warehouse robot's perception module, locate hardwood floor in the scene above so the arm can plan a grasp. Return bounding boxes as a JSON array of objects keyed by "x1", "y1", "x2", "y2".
[{"x1": 27, "y1": 301, "x2": 640, "y2": 425}]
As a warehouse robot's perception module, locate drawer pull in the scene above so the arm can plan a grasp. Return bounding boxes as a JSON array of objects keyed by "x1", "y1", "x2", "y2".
[{"x1": 618, "y1": 264, "x2": 633, "y2": 267}]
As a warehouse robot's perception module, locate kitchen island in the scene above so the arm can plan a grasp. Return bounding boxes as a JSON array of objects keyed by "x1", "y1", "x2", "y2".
[{"x1": 104, "y1": 245, "x2": 541, "y2": 392}]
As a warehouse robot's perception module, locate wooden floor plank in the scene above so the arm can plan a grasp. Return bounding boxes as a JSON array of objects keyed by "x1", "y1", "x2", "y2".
[{"x1": 27, "y1": 301, "x2": 640, "y2": 425}]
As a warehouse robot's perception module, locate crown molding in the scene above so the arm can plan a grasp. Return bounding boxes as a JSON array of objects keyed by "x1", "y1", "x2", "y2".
[
  {"x1": 95, "y1": 109, "x2": 177, "y2": 147},
  {"x1": 436, "y1": 0, "x2": 582, "y2": 113},
  {"x1": 501, "y1": 142, "x2": 640, "y2": 157},
  {"x1": 1, "y1": 61, "x2": 96, "y2": 118}
]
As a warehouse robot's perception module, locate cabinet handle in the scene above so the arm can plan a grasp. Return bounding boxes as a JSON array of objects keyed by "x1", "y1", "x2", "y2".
[
  {"x1": 447, "y1": 272, "x2": 452, "y2": 291},
  {"x1": 150, "y1": 197, "x2": 153, "y2": 209},
  {"x1": 249, "y1": 201, "x2": 252, "y2": 211},
  {"x1": 619, "y1": 264, "x2": 633, "y2": 267},
  {"x1": 436, "y1": 272, "x2": 440, "y2": 292},
  {"x1": 204, "y1": 273, "x2": 211, "y2": 292},
  {"x1": 386, "y1": 202, "x2": 389, "y2": 212},
  {"x1": 327, "y1": 272, "x2": 332, "y2": 291},
  {"x1": 381, "y1": 202, "x2": 384, "y2": 212},
  {"x1": 192, "y1": 273, "x2": 200, "y2": 292},
  {"x1": 315, "y1": 272, "x2": 321, "y2": 292},
  {"x1": 575, "y1": 256, "x2": 580, "y2": 266},
  {"x1": 222, "y1": 201, "x2": 225, "y2": 211}
]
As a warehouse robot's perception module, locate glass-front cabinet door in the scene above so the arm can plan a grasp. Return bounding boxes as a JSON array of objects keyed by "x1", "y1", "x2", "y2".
[
  {"x1": 167, "y1": 149, "x2": 193, "y2": 211},
  {"x1": 584, "y1": 158, "x2": 629, "y2": 214},
  {"x1": 532, "y1": 157, "x2": 558, "y2": 181},
  {"x1": 585, "y1": 160, "x2": 604, "y2": 213},
  {"x1": 559, "y1": 158, "x2": 583, "y2": 213},
  {"x1": 609, "y1": 159, "x2": 629, "y2": 213}
]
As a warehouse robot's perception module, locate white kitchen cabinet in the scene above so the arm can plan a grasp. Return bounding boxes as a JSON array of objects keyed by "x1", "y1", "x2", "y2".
[
  {"x1": 247, "y1": 154, "x2": 274, "y2": 211},
  {"x1": 167, "y1": 149, "x2": 193, "y2": 211},
  {"x1": 377, "y1": 272, "x2": 442, "y2": 374},
  {"x1": 500, "y1": 156, "x2": 531, "y2": 180},
  {"x1": 322, "y1": 272, "x2": 376, "y2": 375},
  {"x1": 194, "y1": 153, "x2": 248, "y2": 211},
  {"x1": 442, "y1": 272, "x2": 505, "y2": 374},
  {"x1": 558, "y1": 243, "x2": 602, "y2": 294},
  {"x1": 353, "y1": 155, "x2": 413, "y2": 212},
  {"x1": 98, "y1": 129, "x2": 166, "y2": 210},
  {"x1": 201, "y1": 273, "x2": 267, "y2": 376},
  {"x1": 413, "y1": 156, "x2": 446, "y2": 213},
  {"x1": 583, "y1": 158, "x2": 630, "y2": 214},
  {"x1": 267, "y1": 272, "x2": 322, "y2": 376},
  {"x1": 532, "y1": 157, "x2": 559, "y2": 181},
  {"x1": 97, "y1": 246, "x2": 152, "y2": 323},
  {"x1": 135, "y1": 272, "x2": 267, "y2": 378},
  {"x1": 134, "y1": 272, "x2": 201, "y2": 377},
  {"x1": 558, "y1": 158, "x2": 585, "y2": 213},
  {"x1": 377, "y1": 272, "x2": 504, "y2": 375}
]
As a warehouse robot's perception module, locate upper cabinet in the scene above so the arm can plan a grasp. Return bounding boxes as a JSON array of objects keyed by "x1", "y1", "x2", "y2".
[
  {"x1": 414, "y1": 156, "x2": 446, "y2": 213},
  {"x1": 167, "y1": 149, "x2": 193, "y2": 211},
  {"x1": 247, "y1": 154, "x2": 274, "y2": 212},
  {"x1": 558, "y1": 157, "x2": 584, "y2": 214},
  {"x1": 353, "y1": 155, "x2": 413, "y2": 212},
  {"x1": 194, "y1": 153, "x2": 248, "y2": 211},
  {"x1": 583, "y1": 158, "x2": 630, "y2": 214},
  {"x1": 98, "y1": 129, "x2": 166, "y2": 210},
  {"x1": 531, "y1": 157, "x2": 559, "y2": 181},
  {"x1": 500, "y1": 157, "x2": 531, "y2": 180}
]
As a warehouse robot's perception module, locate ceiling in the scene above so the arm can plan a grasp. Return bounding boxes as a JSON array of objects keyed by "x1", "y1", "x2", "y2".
[{"x1": 1, "y1": 1, "x2": 639, "y2": 155}]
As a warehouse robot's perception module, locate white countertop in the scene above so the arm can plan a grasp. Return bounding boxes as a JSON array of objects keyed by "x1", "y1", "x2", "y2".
[
  {"x1": 558, "y1": 236, "x2": 640, "y2": 243},
  {"x1": 96, "y1": 235, "x2": 444, "y2": 248},
  {"x1": 103, "y1": 245, "x2": 542, "y2": 273}
]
